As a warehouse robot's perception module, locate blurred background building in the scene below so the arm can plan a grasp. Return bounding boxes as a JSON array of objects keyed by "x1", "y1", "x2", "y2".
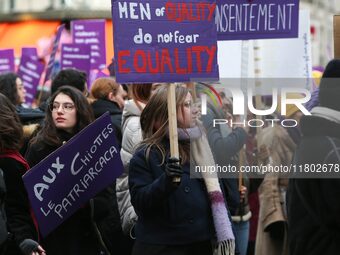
[{"x1": 0, "y1": 0, "x2": 339, "y2": 67}]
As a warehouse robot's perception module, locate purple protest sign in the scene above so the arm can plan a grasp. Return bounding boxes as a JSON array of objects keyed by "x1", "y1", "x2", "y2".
[
  {"x1": 89, "y1": 70, "x2": 109, "y2": 88},
  {"x1": 22, "y1": 47, "x2": 38, "y2": 60},
  {"x1": 111, "y1": 0, "x2": 219, "y2": 83},
  {"x1": 0, "y1": 49, "x2": 15, "y2": 74},
  {"x1": 17, "y1": 55, "x2": 44, "y2": 105},
  {"x1": 71, "y1": 20, "x2": 107, "y2": 70},
  {"x1": 216, "y1": 0, "x2": 300, "y2": 40},
  {"x1": 44, "y1": 24, "x2": 65, "y2": 84},
  {"x1": 60, "y1": 43, "x2": 91, "y2": 82},
  {"x1": 23, "y1": 113, "x2": 123, "y2": 237}
]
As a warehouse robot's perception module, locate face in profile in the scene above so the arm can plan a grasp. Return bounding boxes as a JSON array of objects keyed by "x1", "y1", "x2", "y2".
[
  {"x1": 177, "y1": 92, "x2": 199, "y2": 128},
  {"x1": 110, "y1": 84, "x2": 127, "y2": 110},
  {"x1": 16, "y1": 77, "x2": 26, "y2": 104},
  {"x1": 50, "y1": 93, "x2": 77, "y2": 133}
]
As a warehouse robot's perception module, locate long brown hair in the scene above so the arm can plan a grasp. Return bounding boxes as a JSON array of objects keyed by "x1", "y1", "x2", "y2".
[
  {"x1": 140, "y1": 85, "x2": 190, "y2": 164},
  {"x1": 129, "y1": 84, "x2": 153, "y2": 111},
  {"x1": 0, "y1": 93, "x2": 23, "y2": 151},
  {"x1": 31, "y1": 86, "x2": 94, "y2": 147}
]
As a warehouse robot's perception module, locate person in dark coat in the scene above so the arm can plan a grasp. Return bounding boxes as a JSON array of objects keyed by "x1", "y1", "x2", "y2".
[
  {"x1": 287, "y1": 59, "x2": 340, "y2": 255},
  {"x1": 25, "y1": 86, "x2": 118, "y2": 255},
  {"x1": 129, "y1": 86, "x2": 236, "y2": 255},
  {"x1": 0, "y1": 93, "x2": 44, "y2": 255},
  {"x1": 90, "y1": 77, "x2": 127, "y2": 148}
]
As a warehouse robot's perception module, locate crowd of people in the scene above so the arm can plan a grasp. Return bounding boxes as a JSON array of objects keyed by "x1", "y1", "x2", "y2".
[{"x1": 0, "y1": 59, "x2": 339, "y2": 255}]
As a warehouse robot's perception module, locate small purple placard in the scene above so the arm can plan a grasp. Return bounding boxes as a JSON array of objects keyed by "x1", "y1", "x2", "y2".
[
  {"x1": 72, "y1": 19, "x2": 107, "y2": 70},
  {"x1": 23, "y1": 113, "x2": 124, "y2": 237},
  {"x1": 216, "y1": 0, "x2": 300, "y2": 40}
]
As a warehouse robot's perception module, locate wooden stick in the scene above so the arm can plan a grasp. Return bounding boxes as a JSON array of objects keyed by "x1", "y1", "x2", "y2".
[{"x1": 167, "y1": 84, "x2": 180, "y2": 183}]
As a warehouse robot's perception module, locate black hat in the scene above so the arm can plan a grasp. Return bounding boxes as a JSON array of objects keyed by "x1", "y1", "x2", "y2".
[{"x1": 319, "y1": 59, "x2": 340, "y2": 111}]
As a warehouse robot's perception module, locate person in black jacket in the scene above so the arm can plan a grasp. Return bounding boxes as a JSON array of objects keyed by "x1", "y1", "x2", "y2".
[
  {"x1": 90, "y1": 77, "x2": 127, "y2": 148},
  {"x1": 129, "y1": 86, "x2": 235, "y2": 255},
  {"x1": 0, "y1": 93, "x2": 44, "y2": 255},
  {"x1": 287, "y1": 59, "x2": 340, "y2": 255},
  {"x1": 25, "y1": 86, "x2": 120, "y2": 255}
]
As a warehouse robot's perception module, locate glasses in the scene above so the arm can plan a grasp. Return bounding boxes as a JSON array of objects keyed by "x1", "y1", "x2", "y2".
[{"x1": 50, "y1": 102, "x2": 75, "y2": 112}]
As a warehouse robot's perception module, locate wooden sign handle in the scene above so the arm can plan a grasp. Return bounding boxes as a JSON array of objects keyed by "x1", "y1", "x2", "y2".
[{"x1": 167, "y1": 84, "x2": 180, "y2": 183}]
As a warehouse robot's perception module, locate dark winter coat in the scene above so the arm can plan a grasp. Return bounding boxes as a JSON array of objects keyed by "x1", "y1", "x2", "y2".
[
  {"x1": 91, "y1": 99, "x2": 123, "y2": 148},
  {"x1": 25, "y1": 130, "x2": 122, "y2": 255},
  {"x1": 129, "y1": 145, "x2": 217, "y2": 245},
  {"x1": 287, "y1": 115, "x2": 340, "y2": 255},
  {"x1": 0, "y1": 154, "x2": 37, "y2": 254}
]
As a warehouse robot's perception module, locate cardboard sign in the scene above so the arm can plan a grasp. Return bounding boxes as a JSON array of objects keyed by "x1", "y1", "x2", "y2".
[
  {"x1": 44, "y1": 24, "x2": 65, "y2": 84},
  {"x1": 17, "y1": 55, "x2": 44, "y2": 105},
  {"x1": 23, "y1": 113, "x2": 124, "y2": 237},
  {"x1": 60, "y1": 44, "x2": 91, "y2": 81},
  {"x1": 216, "y1": 0, "x2": 300, "y2": 40},
  {"x1": 111, "y1": 0, "x2": 219, "y2": 83},
  {"x1": 0, "y1": 49, "x2": 15, "y2": 74},
  {"x1": 22, "y1": 47, "x2": 38, "y2": 60},
  {"x1": 72, "y1": 20, "x2": 107, "y2": 70}
]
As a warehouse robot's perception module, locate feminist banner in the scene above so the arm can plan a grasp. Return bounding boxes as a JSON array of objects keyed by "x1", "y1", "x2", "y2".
[
  {"x1": 23, "y1": 113, "x2": 123, "y2": 237},
  {"x1": 17, "y1": 55, "x2": 44, "y2": 105},
  {"x1": 216, "y1": 0, "x2": 299, "y2": 40},
  {"x1": 72, "y1": 20, "x2": 107, "y2": 70},
  {"x1": 60, "y1": 44, "x2": 91, "y2": 81},
  {"x1": 0, "y1": 49, "x2": 15, "y2": 74},
  {"x1": 111, "y1": 0, "x2": 219, "y2": 83}
]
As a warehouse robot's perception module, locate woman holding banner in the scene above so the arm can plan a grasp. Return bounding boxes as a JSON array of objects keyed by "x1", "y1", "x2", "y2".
[
  {"x1": 129, "y1": 85, "x2": 235, "y2": 255},
  {"x1": 0, "y1": 93, "x2": 45, "y2": 255},
  {"x1": 25, "y1": 86, "x2": 117, "y2": 255}
]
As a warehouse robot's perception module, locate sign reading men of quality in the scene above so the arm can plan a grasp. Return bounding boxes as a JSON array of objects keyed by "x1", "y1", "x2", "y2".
[
  {"x1": 216, "y1": 0, "x2": 299, "y2": 40},
  {"x1": 23, "y1": 113, "x2": 123, "y2": 237},
  {"x1": 111, "y1": 0, "x2": 219, "y2": 83}
]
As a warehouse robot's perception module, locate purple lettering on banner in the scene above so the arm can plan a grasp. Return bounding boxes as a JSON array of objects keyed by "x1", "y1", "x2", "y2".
[
  {"x1": 60, "y1": 43, "x2": 91, "y2": 84},
  {"x1": 0, "y1": 49, "x2": 15, "y2": 74},
  {"x1": 23, "y1": 113, "x2": 123, "y2": 237},
  {"x1": 111, "y1": 0, "x2": 219, "y2": 83},
  {"x1": 71, "y1": 20, "x2": 107, "y2": 70},
  {"x1": 17, "y1": 55, "x2": 44, "y2": 106},
  {"x1": 22, "y1": 47, "x2": 38, "y2": 60},
  {"x1": 44, "y1": 24, "x2": 65, "y2": 84},
  {"x1": 216, "y1": 0, "x2": 300, "y2": 40}
]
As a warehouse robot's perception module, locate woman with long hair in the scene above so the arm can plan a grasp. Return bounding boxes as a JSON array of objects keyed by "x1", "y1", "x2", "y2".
[
  {"x1": 25, "y1": 86, "x2": 114, "y2": 255},
  {"x1": 0, "y1": 93, "x2": 44, "y2": 255},
  {"x1": 129, "y1": 85, "x2": 235, "y2": 255}
]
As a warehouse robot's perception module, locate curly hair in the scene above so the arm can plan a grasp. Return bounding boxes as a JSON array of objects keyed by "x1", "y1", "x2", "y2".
[
  {"x1": 0, "y1": 93, "x2": 23, "y2": 151},
  {"x1": 31, "y1": 86, "x2": 94, "y2": 147}
]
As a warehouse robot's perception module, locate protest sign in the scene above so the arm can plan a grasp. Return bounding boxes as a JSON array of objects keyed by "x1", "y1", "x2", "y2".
[
  {"x1": 111, "y1": 0, "x2": 219, "y2": 83},
  {"x1": 23, "y1": 113, "x2": 123, "y2": 237},
  {"x1": 60, "y1": 43, "x2": 91, "y2": 82},
  {"x1": 216, "y1": 0, "x2": 300, "y2": 40},
  {"x1": 0, "y1": 49, "x2": 15, "y2": 74},
  {"x1": 72, "y1": 20, "x2": 107, "y2": 70},
  {"x1": 17, "y1": 55, "x2": 44, "y2": 105},
  {"x1": 21, "y1": 47, "x2": 38, "y2": 60},
  {"x1": 44, "y1": 24, "x2": 65, "y2": 84}
]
